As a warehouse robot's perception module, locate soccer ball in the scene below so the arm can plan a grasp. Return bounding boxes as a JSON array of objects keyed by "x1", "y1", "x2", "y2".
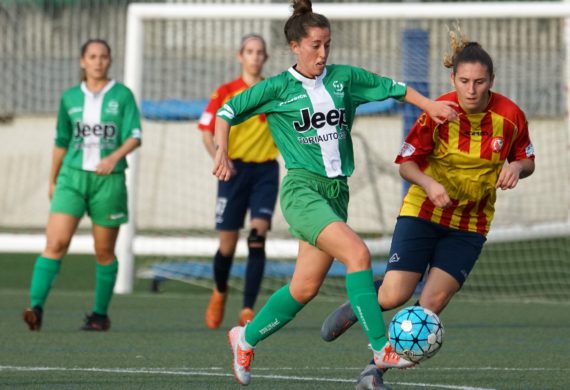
[{"x1": 388, "y1": 306, "x2": 444, "y2": 363}]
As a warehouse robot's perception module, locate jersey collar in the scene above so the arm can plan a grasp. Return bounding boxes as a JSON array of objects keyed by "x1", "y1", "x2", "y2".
[
  {"x1": 81, "y1": 79, "x2": 116, "y2": 98},
  {"x1": 288, "y1": 66, "x2": 327, "y2": 89}
]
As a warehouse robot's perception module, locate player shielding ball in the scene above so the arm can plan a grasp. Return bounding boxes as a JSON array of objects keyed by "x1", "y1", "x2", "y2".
[
  {"x1": 198, "y1": 34, "x2": 279, "y2": 329},
  {"x1": 213, "y1": 0, "x2": 458, "y2": 385},
  {"x1": 321, "y1": 28, "x2": 535, "y2": 390},
  {"x1": 22, "y1": 39, "x2": 142, "y2": 332}
]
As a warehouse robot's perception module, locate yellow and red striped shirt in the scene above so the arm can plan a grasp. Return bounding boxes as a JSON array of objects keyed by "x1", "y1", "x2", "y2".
[
  {"x1": 395, "y1": 91, "x2": 535, "y2": 235},
  {"x1": 198, "y1": 77, "x2": 278, "y2": 163}
]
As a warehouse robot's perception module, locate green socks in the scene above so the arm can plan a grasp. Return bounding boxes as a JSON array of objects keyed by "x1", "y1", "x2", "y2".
[
  {"x1": 30, "y1": 256, "x2": 61, "y2": 308},
  {"x1": 244, "y1": 284, "x2": 304, "y2": 346},
  {"x1": 346, "y1": 269, "x2": 387, "y2": 351},
  {"x1": 93, "y1": 259, "x2": 118, "y2": 315}
]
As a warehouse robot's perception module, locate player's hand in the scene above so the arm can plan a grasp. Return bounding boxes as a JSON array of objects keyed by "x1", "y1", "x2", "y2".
[
  {"x1": 48, "y1": 182, "x2": 56, "y2": 200},
  {"x1": 425, "y1": 100, "x2": 459, "y2": 125},
  {"x1": 496, "y1": 162, "x2": 522, "y2": 190},
  {"x1": 213, "y1": 149, "x2": 234, "y2": 181},
  {"x1": 96, "y1": 156, "x2": 118, "y2": 175},
  {"x1": 425, "y1": 179, "x2": 452, "y2": 208}
]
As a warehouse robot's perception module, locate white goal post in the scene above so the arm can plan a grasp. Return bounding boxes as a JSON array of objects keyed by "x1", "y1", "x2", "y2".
[{"x1": 115, "y1": 1, "x2": 570, "y2": 293}]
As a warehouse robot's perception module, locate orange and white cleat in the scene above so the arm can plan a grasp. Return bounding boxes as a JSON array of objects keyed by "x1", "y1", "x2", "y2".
[
  {"x1": 227, "y1": 326, "x2": 254, "y2": 385},
  {"x1": 373, "y1": 342, "x2": 415, "y2": 369},
  {"x1": 238, "y1": 308, "x2": 254, "y2": 326},
  {"x1": 205, "y1": 289, "x2": 226, "y2": 329}
]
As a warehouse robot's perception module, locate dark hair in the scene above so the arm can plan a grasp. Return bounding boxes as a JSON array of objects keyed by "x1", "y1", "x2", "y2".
[
  {"x1": 443, "y1": 29, "x2": 493, "y2": 76},
  {"x1": 81, "y1": 39, "x2": 111, "y2": 57},
  {"x1": 284, "y1": 0, "x2": 330, "y2": 44}
]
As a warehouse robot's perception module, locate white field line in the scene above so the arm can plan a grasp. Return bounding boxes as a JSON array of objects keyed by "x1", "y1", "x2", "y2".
[{"x1": 0, "y1": 365, "x2": 499, "y2": 390}]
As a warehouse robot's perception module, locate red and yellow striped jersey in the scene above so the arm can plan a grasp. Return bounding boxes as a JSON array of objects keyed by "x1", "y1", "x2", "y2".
[
  {"x1": 198, "y1": 77, "x2": 278, "y2": 163},
  {"x1": 395, "y1": 91, "x2": 535, "y2": 235}
]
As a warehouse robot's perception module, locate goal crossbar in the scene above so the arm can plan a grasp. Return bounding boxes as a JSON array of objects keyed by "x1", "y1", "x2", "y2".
[{"x1": 115, "y1": 1, "x2": 570, "y2": 293}]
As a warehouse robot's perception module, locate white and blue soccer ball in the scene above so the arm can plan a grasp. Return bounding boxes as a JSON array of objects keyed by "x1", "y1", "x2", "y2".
[{"x1": 388, "y1": 306, "x2": 444, "y2": 363}]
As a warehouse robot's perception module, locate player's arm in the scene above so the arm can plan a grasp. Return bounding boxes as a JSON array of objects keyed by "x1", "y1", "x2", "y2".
[
  {"x1": 496, "y1": 159, "x2": 535, "y2": 190},
  {"x1": 404, "y1": 86, "x2": 458, "y2": 124},
  {"x1": 399, "y1": 161, "x2": 452, "y2": 208},
  {"x1": 96, "y1": 137, "x2": 141, "y2": 175},
  {"x1": 202, "y1": 131, "x2": 216, "y2": 159},
  {"x1": 213, "y1": 117, "x2": 232, "y2": 181},
  {"x1": 48, "y1": 146, "x2": 66, "y2": 199}
]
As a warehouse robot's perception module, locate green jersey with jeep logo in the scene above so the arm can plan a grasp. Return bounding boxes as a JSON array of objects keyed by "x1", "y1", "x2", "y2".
[
  {"x1": 55, "y1": 80, "x2": 142, "y2": 172},
  {"x1": 216, "y1": 64, "x2": 406, "y2": 178}
]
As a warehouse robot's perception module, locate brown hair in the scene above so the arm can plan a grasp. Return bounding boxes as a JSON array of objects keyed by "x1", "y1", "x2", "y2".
[
  {"x1": 239, "y1": 33, "x2": 268, "y2": 56},
  {"x1": 284, "y1": 0, "x2": 330, "y2": 44},
  {"x1": 443, "y1": 26, "x2": 493, "y2": 76}
]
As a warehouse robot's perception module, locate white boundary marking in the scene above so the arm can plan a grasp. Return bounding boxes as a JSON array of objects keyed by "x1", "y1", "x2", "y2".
[{"x1": 0, "y1": 365, "x2": 501, "y2": 390}]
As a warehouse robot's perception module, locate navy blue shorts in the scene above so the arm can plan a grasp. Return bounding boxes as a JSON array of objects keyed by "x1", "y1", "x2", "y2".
[
  {"x1": 215, "y1": 159, "x2": 279, "y2": 230},
  {"x1": 386, "y1": 216, "x2": 487, "y2": 287}
]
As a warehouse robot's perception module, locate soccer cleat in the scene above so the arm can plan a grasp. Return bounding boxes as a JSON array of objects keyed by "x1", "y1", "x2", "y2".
[
  {"x1": 320, "y1": 300, "x2": 357, "y2": 342},
  {"x1": 227, "y1": 326, "x2": 254, "y2": 385},
  {"x1": 205, "y1": 288, "x2": 227, "y2": 329},
  {"x1": 80, "y1": 312, "x2": 111, "y2": 331},
  {"x1": 238, "y1": 308, "x2": 254, "y2": 327},
  {"x1": 373, "y1": 342, "x2": 415, "y2": 369},
  {"x1": 355, "y1": 364, "x2": 392, "y2": 390},
  {"x1": 23, "y1": 306, "x2": 43, "y2": 331}
]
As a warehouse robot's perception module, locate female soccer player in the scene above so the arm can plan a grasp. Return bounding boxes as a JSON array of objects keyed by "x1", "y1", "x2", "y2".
[
  {"x1": 320, "y1": 29, "x2": 535, "y2": 390},
  {"x1": 198, "y1": 34, "x2": 279, "y2": 329},
  {"x1": 213, "y1": 0, "x2": 458, "y2": 385},
  {"x1": 22, "y1": 39, "x2": 142, "y2": 332}
]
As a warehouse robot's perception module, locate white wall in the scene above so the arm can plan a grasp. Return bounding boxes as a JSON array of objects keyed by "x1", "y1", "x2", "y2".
[{"x1": 0, "y1": 115, "x2": 567, "y2": 235}]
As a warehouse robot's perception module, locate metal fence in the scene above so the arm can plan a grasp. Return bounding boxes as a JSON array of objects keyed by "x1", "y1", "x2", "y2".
[{"x1": 0, "y1": 0, "x2": 566, "y2": 117}]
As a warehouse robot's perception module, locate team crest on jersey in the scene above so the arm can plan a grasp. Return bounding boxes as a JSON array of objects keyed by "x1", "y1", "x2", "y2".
[
  {"x1": 399, "y1": 142, "x2": 416, "y2": 157},
  {"x1": 525, "y1": 143, "x2": 535, "y2": 157},
  {"x1": 491, "y1": 137, "x2": 504, "y2": 153},
  {"x1": 416, "y1": 112, "x2": 428, "y2": 127},
  {"x1": 106, "y1": 100, "x2": 119, "y2": 115},
  {"x1": 332, "y1": 80, "x2": 344, "y2": 97}
]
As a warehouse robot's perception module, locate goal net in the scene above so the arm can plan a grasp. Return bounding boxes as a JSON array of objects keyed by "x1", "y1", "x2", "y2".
[
  {"x1": 115, "y1": 2, "x2": 570, "y2": 300},
  {"x1": 1, "y1": 2, "x2": 569, "y2": 301}
]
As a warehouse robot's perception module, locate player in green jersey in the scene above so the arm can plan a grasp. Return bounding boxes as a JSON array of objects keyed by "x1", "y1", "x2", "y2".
[
  {"x1": 22, "y1": 39, "x2": 142, "y2": 332},
  {"x1": 215, "y1": 0, "x2": 458, "y2": 385}
]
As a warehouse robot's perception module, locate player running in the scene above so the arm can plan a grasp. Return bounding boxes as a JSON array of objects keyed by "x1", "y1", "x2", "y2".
[
  {"x1": 198, "y1": 34, "x2": 279, "y2": 329},
  {"x1": 320, "y1": 28, "x2": 535, "y2": 390},
  {"x1": 22, "y1": 39, "x2": 142, "y2": 332},
  {"x1": 213, "y1": 0, "x2": 458, "y2": 385}
]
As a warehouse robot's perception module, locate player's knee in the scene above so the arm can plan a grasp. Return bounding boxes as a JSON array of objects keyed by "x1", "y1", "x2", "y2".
[
  {"x1": 345, "y1": 244, "x2": 371, "y2": 271},
  {"x1": 290, "y1": 282, "x2": 320, "y2": 303},
  {"x1": 419, "y1": 292, "x2": 451, "y2": 314},
  {"x1": 247, "y1": 228, "x2": 266, "y2": 252},
  {"x1": 94, "y1": 245, "x2": 115, "y2": 265},
  {"x1": 379, "y1": 286, "x2": 412, "y2": 310},
  {"x1": 44, "y1": 238, "x2": 71, "y2": 258}
]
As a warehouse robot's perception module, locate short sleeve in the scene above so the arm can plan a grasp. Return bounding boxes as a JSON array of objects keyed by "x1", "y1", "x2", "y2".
[
  {"x1": 395, "y1": 112, "x2": 436, "y2": 166},
  {"x1": 54, "y1": 96, "x2": 72, "y2": 148}
]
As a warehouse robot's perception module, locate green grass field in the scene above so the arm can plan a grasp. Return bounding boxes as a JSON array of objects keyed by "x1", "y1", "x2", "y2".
[{"x1": 1, "y1": 253, "x2": 569, "y2": 390}]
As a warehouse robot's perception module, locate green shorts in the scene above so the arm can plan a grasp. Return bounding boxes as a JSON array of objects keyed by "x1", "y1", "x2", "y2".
[
  {"x1": 50, "y1": 165, "x2": 128, "y2": 227},
  {"x1": 280, "y1": 169, "x2": 349, "y2": 246}
]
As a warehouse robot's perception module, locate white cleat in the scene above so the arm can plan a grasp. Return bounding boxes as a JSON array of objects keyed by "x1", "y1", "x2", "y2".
[
  {"x1": 373, "y1": 342, "x2": 415, "y2": 369},
  {"x1": 228, "y1": 326, "x2": 255, "y2": 385}
]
